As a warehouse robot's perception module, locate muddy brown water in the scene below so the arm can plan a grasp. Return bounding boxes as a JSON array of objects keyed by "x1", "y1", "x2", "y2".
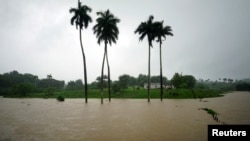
[{"x1": 0, "y1": 91, "x2": 249, "y2": 141}]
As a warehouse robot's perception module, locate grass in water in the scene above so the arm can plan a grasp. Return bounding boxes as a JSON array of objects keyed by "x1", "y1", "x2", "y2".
[{"x1": 200, "y1": 108, "x2": 220, "y2": 123}]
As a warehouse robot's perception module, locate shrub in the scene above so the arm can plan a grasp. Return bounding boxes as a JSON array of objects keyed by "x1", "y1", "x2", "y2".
[{"x1": 57, "y1": 95, "x2": 65, "y2": 102}]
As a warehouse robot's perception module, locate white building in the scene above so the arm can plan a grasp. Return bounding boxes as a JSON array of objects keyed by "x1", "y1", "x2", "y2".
[{"x1": 143, "y1": 83, "x2": 173, "y2": 89}]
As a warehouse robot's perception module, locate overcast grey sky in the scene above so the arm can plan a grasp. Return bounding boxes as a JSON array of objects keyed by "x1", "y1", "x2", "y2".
[{"x1": 0, "y1": 0, "x2": 250, "y2": 83}]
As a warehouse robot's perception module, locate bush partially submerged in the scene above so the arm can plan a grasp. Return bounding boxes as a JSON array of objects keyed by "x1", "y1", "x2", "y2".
[
  {"x1": 57, "y1": 95, "x2": 65, "y2": 102},
  {"x1": 201, "y1": 108, "x2": 217, "y2": 115},
  {"x1": 200, "y1": 108, "x2": 219, "y2": 122}
]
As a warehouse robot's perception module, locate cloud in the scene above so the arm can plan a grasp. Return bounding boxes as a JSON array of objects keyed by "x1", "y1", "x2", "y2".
[{"x1": 0, "y1": 0, "x2": 250, "y2": 84}]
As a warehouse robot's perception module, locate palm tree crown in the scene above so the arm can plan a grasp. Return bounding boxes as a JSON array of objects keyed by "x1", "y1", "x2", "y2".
[
  {"x1": 134, "y1": 15, "x2": 158, "y2": 47},
  {"x1": 69, "y1": 3, "x2": 92, "y2": 30},
  {"x1": 155, "y1": 21, "x2": 173, "y2": 43},
  {"x1": 93, "y1": 9, "x2": 120, "y2": 45}
]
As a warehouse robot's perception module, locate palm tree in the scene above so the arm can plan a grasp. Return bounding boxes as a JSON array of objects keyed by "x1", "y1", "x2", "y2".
[
  {"x1": 155, "y1": 21, "x2": 173, "y2": 101},
  {"x1": 93, "y1": 9, "x2": 120, "y2": 104},
  {"x1": 135, "y1": 15, "x2": 158, "y2": 103},
  {"x1": 69, "y1": 0, "x2": 92, "y2": 103}
]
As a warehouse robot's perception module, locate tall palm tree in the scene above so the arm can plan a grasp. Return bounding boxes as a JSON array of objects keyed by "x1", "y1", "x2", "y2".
[
  {"x1": 69, "y1": 0, "x2": 92, "y2": 103},
  {"x1": 135, "y1": 15, "x2": 158, "y2": 103},
  {"x1": 155, "y1": 21, "x2": 173, "y2": 101},
  {"x1": 93, "y1": 9, "x2": 120, "y2": 104}
]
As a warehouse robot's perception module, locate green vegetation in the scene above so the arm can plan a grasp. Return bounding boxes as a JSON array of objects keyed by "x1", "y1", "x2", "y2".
[
  {"x1": 171, "y1": 73, "x2": 196, "y2": 89},
  {"x1": 0, "y1": 71, "x2": 64, "y2": 97},
  {"x1": 57, "y1": 95, "x2": 65, "y2": 102},
  {"x1": 5, "y1": 87, "x2": 223, "y2": 99},
  {"x1": 200, "y1": 108, "x2": 220, "y2": 123},
  {"x1": 1, "y1": 70, "x2": 248, "y2": 100},
  {"x1": 235, "y1": 82, "x2": 250, "y2": 91},
  {"x1": 200, "y1": 108, "x2": 218, "y2": 116}
]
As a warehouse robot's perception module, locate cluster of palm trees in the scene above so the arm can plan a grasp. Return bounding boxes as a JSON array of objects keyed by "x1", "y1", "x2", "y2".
[
  {"x1": 135, "y1": 16, "x2": 173, "y2": 102},
  {"x1": 69, "y1": 0, "x2": 173, "y2": 104}
]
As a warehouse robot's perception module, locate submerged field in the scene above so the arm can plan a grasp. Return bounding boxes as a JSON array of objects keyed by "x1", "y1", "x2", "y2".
[{"x1": 0, "y1": 91, "x2": 249, "y2": 141}]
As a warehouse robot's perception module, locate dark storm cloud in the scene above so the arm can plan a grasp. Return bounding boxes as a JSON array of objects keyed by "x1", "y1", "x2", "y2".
[{"x1": 0, "y1": 0, "x2": 249, "y2": 83}]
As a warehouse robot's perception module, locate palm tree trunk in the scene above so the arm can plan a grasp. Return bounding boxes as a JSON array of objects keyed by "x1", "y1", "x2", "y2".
[
  {"x1": 79, "y1": 28, "x2": 88, "y2": 103},
  {"x1": 148, "y1": 44, "x2": 151, "y2": 103},
  {"x1": 160, "y1": 41, "x2": 163, "y2": 101},
  {"x1": 105, "y1": 46, "x2": 111, "y2": 102},
  {"x1": 100, "y1": 43, "x2": 106, "y2": 104}
]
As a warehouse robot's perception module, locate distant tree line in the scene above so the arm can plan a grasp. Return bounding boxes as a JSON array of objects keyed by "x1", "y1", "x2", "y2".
[
  {"x1": 0, "y1": 71, "x2": 170, "y2": 96},
  {"x1": 0, "y1": 70, "x2": 65, "y2": 96},
  {"x1": 195, "y1": 77, "x2": 250, "y2": 92},
  {"x1": 1, "y1": 70, "x2": 249, "y2": 97},
  {"x1": 235, "y1": 82, "x2": 250, "y2": 91}
]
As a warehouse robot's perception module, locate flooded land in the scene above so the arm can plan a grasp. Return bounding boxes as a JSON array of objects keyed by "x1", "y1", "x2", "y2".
[{"x1": 0, "y1": 91, "x2": 249, "y2": 141}]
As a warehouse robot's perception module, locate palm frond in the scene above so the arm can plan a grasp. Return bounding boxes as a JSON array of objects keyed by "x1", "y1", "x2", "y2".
[
  {"x1": 134, "y1": 15, "x2": 157, "y2": 46},
  {"x1": 155, "y1": 21, "x2": 173, "y2": 43},
  {"x1": 93, "y1": 9, "x2": 120, "y2": 46},
  {"x1": 69, "y1": 4, "x2": 92, "y2": 30}
]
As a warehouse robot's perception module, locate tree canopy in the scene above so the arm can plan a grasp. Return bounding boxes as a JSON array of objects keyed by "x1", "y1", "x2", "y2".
[
  {"x1": 69, "y1": 3, "x2": 92, "y2": 30},
  {"x1": 171, "y1": 73, "x2": 196, "y2": 89},
  {"x1": 93, "y1": 9, "x2": 120, "y2": 45}
]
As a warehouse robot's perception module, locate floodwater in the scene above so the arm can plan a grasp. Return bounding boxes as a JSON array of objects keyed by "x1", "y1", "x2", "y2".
[{"x1": 0, "y1": 91, "x2": 249, "y2": 141}]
